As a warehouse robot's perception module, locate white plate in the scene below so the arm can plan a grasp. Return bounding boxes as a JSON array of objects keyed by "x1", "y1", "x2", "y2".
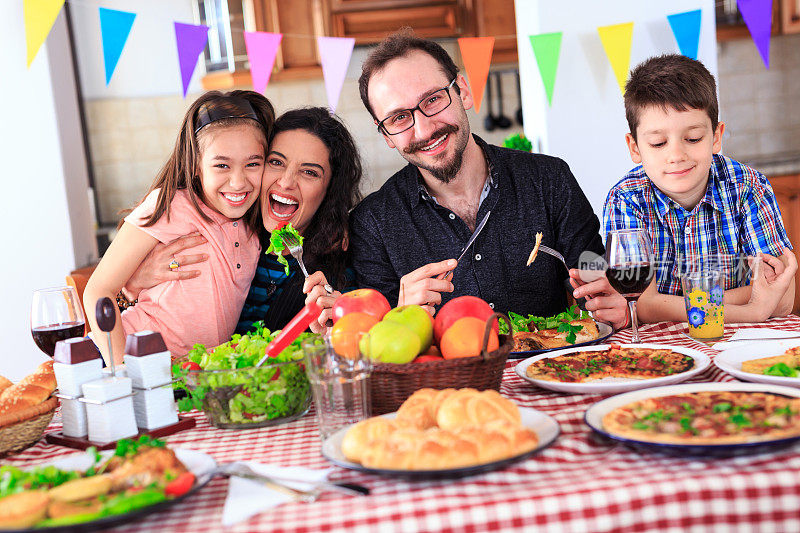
[
  {"x1": 714, "y1": 339, "x2": 800, "y2": 387},
  {"x1": 321, "y1": 407, "x2": 559, "y2": 479},
  {"x1": 584, "y1": 382, "x2": 800, "y2": 454},
  {"x1": 514, "y1": 343, "x2": 711, "y2": 395}
]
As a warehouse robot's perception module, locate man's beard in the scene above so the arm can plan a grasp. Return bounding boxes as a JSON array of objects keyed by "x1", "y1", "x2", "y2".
[{"x1": 403, "y1": 124, "x2": 466, "y2": 184}]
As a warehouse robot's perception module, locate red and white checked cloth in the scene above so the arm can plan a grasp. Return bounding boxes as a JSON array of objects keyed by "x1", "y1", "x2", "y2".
[{"x1": 7, "y1": 316, "x2": 800, "y2": 533}]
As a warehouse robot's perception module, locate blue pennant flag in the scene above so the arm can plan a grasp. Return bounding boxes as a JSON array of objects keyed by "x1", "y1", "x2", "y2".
[
  {"x1": 667, "y1": 9, "x2": 702, "y2": 60},
  {"x1": 99, "y1": 7, "x2": 136, "y2": 85}
]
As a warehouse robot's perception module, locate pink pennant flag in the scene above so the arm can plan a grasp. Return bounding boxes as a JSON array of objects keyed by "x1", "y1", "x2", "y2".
[
  {"x1": 317, "y1": 37, "x2": 355, "y2": 113},
  {"x1": 244, "y1": 31, "x2": 282, "y2": 94}
]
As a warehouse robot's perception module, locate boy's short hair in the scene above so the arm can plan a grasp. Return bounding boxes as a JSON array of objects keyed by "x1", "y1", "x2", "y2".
[
  {"x1": 624, "y1": 54, "x2": 718, "y2": 140},
  {"x1": 358, "y1": 28, "x2": 460, "y2": 121}
]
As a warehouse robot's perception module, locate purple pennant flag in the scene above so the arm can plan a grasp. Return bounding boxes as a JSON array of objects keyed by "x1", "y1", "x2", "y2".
[
  {"x1": 737, "y1": 0, "x2": 772, "y2": 68},
  {"x1": 174, "y1": 22, "x2": 209, "y2": 97}
]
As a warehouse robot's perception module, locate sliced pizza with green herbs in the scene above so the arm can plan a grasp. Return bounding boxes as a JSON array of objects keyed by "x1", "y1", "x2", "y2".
[
  {"x1": 525, "y1": 345, "x2": 694, "y2": 382},
  {"x1": 602, "y1": 391, "x2": 800, "y2": 444}
]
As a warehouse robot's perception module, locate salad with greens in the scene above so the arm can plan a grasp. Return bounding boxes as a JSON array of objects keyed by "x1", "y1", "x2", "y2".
[
  {"x1": 265, "y1": 223, "x2": 303, "y2": 275},
  {"x1": 499, "y1": 305, "x2": 592, "y2": 344},
  {"x1": 173, "y1": 322, "x2": 315, "y2": 428}
]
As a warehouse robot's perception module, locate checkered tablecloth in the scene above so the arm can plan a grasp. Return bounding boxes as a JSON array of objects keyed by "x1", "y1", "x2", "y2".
[{"x1": 7, "y1": 316, "x2": 800, "y2": 532}]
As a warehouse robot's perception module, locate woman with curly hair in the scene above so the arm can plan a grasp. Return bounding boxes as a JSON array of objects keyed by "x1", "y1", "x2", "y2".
[{"x1": 124, "y1": 106, "x2": 363, "y2": 335}]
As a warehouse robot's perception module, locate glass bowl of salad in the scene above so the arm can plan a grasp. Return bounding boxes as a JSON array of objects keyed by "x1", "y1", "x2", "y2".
[{"x1": 174, "y1": 323, "x2": 316, "y2": 429}]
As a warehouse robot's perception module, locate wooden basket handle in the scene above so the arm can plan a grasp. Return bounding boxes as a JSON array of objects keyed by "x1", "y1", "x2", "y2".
[{"x1": 480, "y1": 312, "x2": 509, "y2": 360}]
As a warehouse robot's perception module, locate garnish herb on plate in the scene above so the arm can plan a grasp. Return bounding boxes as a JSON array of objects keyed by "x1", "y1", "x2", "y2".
[
  {"x1": 765, "y1": 362, "x2": 800, "y2": 378},
  {"x1": 265, "y1": 223, "x2": 303, "y2": 275}
]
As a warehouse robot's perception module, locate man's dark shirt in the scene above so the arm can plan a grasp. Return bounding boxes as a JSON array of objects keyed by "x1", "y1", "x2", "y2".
[{"x1": 349, "y1": 135, "x2": 605, "y2": 317}]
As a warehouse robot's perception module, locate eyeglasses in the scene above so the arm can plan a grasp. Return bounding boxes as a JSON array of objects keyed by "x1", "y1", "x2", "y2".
[{"x1": 377, "y1": 79, "x2": 457, "y2": 135}]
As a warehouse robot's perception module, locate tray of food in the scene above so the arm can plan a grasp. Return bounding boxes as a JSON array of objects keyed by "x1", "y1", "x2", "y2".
[
  {"x1": 714, "y1": 341, "x2": 800, "y2": 387},
  {"x1": 515, "y1": 343, "x2": 710, "y2": 394},
  {"x1": 0, "y1": 436, "x2": 215, "y2": 531},
  {"x1": 503, "y1": 306, "x2": 614, "y2": 359},
  {"x1": 173, "y1": 322, "x2": 315, "y2": 429},
  {"x1": 321, "y1": 388, "x2": 559, "y2": 479},
  {"x1": 584, "y1": 382, "x2": 800, "y2": 455}
]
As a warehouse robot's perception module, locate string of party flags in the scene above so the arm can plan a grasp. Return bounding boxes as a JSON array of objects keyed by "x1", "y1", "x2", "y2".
[{"x1": 24, "y1": 0, "x2": 773, "y2": 113}]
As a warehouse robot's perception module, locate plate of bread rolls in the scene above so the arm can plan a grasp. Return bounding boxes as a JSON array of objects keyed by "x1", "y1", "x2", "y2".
[
  {"x1": 322, "y1": 388, "x2": 559, "y2": 478},
  {"x1": 0, "y1": 361, "x2": 58, "y2": 455}
]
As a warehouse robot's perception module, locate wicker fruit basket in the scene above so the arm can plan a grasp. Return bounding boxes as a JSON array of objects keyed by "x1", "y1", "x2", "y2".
[
  {"x1": 0, "y1": 396, "x2": 59, "y2": 457},
  {"x1": 370, "y1": 313, "x2": 512, "y2": 415}
]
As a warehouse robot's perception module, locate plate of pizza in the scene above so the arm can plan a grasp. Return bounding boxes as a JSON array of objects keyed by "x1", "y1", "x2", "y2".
[
  {"x1": 714, "y1": 340, "x2": 800, "y2": 387},
  {"x1": 505, "y1": 307, "x2": 614, "y2": 359},
  {"x1": 585, "y1": 382, "x2": 800, "y2": 454},
  {"x1": 514, "y1": 344, "x2": 710, "y2": 394}
]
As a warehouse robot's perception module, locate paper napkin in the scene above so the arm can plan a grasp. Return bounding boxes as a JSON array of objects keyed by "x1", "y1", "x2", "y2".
[
  {"x1": 221, "y1": 462, "x2": 331, "y2": 526},
  {"x1": 711, "y1": 328, "x2": 800, "y2": 351}
]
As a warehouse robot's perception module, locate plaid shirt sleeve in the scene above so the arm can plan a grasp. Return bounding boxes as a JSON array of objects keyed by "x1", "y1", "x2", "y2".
[
  {"x1": 737, "y1": 171, "x2": 793, "y2": 258},
  {"x1": 603, "y1": 183, "x2": 647, "y2": 235}
]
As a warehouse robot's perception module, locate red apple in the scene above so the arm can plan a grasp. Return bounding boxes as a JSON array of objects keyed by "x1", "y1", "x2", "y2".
[
  {"x1": 413, "y1": 354, "x2": 445, "y2": 363},
  {"x1": 433, "y1": 295, "x2": 497, "y2": 344},
  {"x1": 331, "y1": 288, "x2": 391, "y2": 324}
]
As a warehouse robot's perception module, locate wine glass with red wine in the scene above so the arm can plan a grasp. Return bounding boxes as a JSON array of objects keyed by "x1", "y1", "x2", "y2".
[
  {"x1": 31, "y1": 286, "x2": 86, "y2": 357},
  {"x1": 605, "y1": 229, "x2": 654, "y2": 343}
]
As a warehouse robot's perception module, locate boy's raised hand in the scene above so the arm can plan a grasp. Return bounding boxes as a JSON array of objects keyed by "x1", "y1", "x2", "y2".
[{"x1": 747, "y1": 248, "x2": 797, "y2": 320}]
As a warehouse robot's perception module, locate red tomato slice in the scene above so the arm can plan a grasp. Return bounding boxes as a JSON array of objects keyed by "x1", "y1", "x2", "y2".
[{"x1": 164, "y1": 472, "x2": 195, "y2": 498}]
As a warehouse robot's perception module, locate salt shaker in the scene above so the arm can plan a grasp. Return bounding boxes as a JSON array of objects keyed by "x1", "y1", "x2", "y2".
[
  {"x1": 81, "y1": 297, "x2": 138, "y2": 443},
  {"x1": 124, "y1": 331, "x2": 178, "y2": 430},
  {"x1": 53, "y1": 337, "x2": 103, "y2": 438}
]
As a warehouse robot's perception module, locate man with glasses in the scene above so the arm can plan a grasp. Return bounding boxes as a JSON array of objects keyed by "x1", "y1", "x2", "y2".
[{"x1": 349, "y1": 30, "x2": 629, "y2": 328}]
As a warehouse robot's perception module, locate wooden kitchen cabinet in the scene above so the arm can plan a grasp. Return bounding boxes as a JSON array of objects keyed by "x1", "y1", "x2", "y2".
[
  {"x1": 330, "y1": 1, "x2": 463, "y2": 44},
  {"x1": 470, "y1": 0, "x2": 517, "y2": 64},
  {"x1": 772, "y1": 173, "x2": 800, "y2": 314}
]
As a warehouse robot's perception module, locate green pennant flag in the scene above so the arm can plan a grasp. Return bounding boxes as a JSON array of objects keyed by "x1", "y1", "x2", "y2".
[{"x1": 529, "y1": 32, "x2": 562, "y2": 106}]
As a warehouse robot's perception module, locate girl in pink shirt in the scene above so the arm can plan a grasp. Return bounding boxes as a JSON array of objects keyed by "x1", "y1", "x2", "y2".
[{"x1": 84, "y1": 91, "x2": 275, "y2": 365}]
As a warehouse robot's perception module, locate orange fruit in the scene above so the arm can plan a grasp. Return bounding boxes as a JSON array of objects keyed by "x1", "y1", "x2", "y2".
[
  {"x1": 439, "y1": 316, "x2": 499, "y2": 359},
  {"x1": 330, "y1": 312, "x2": 378, "y2": 358}
]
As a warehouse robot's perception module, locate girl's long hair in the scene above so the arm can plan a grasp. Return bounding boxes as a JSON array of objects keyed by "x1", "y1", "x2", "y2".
[
  {"x1": 271, "y1": 108, "x2": 363, "y2": 287},
  {"x1": 133, "y1": 90, "x2": 275, "y2": 232}
]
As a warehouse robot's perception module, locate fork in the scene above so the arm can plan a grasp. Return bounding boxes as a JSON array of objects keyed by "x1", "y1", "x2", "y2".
[
  {"x1": 534, "y1": 244, "x2": 588, "y2": 310},
  {"x1": 281, "y1": 233, "x2": 334, "y2": 294}
]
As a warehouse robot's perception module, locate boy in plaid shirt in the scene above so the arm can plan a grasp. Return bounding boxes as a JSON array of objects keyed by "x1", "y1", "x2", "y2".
[{"x1": 603, "y1": 54, "x2": 796, "y2": 323}]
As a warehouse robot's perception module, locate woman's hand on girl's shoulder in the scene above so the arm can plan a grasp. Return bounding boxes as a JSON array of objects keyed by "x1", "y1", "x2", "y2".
[
  {"x1": 124, "y1": 232, "x2": 209, "y2": 299},
  {"x1": 303, "y1": 271, "x2": 340, "y2": 334}
]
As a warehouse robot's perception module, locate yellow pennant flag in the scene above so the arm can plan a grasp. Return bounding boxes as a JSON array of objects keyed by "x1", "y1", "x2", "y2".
[
  {"x1": 25, "y1": 0, "x2": 66, "y2": 67},
  {"x1": 597, "y1": 22, "x2": 634, "y2": 95}
]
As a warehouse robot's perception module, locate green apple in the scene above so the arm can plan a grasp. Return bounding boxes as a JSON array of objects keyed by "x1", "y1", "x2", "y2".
[
  {"x1": 359, "y1": 321, "x2": 421, "y2": 364},
  {"x1": 382, "y1": 305, "x2": 434, "y2": 352}
]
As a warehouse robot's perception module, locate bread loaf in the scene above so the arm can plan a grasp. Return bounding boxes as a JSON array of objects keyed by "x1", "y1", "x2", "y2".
[
  {"x1": 0, "y1": 361, "x2": 58, "y2": 424},
  {"x1": 343, "y1": 388, "x2": 537, "y2": 470},
  {"x1": 0, "y1": 376, "x2": 12, "y2": 396}
]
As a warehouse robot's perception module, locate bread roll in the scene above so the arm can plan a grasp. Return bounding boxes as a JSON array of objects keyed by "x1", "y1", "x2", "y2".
[
  {"x1": 436, "y1": 389, "x2": 521, "y2": 431},
  {"x1": 18, "y1": 361, "x2": 56, "y2": 393},
  {"x1": 0, "y1": 376, "x2": 12, "y2": 396},
  {"x1": 341, "y1": 416, "x2": 399, "y2": 463},
  {"x1": 0, "y1": 361, "x2": 57, "y2": 417},
  {"x1": 396, "y1": 389, "x2": 446, "y2": 429}
]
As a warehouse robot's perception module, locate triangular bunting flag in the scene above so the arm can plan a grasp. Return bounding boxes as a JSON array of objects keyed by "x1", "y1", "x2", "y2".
[
  {"x1": 317, "y1": 37, "x2": 355, "y2": 113},
  {"x1": 529, "y1": 32, "x2": 562, "y2": 106},
  {"x1": 24, "y1": 0, "x2": 65, "y2": 67},
  {"x1": 667, "y1": 9, "x2": 702, "y2": 60},
  {"x1": 99, "y1": 8, "x2": 137, "y2": 85},
  {"x1": 244, "y1": 31, "x2": 282, "y2": 94},
  {"x1": 597, "y1": 22, "x2": 634, "y2": 95},
  {"x1": 737, "y1": 0, "x2": 772, "y2": 68},
  {"x1": 174, "y1": 22, "x2": 210, "y2": 98},
  {"x1": 457, "y1": 37, "x2": 494, "y2": 114}
]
